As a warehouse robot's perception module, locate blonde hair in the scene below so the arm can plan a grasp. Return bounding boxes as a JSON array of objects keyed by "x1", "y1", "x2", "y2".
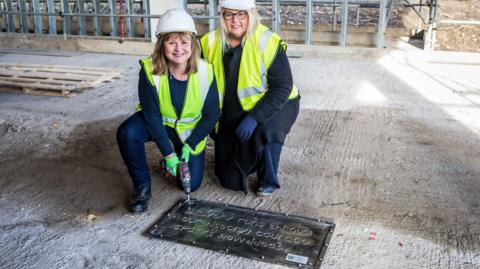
[
  {"x1": 151, "y1": 32, "x2": 201, "y2": 75},
  {"x1": 219, "y1": 8, "x2": 260, "y2": 51}
]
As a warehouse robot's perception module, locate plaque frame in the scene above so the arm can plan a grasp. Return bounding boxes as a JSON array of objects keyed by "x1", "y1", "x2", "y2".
[{"x1": 146, "y1": 199, "x2": 335, "y2": 268}]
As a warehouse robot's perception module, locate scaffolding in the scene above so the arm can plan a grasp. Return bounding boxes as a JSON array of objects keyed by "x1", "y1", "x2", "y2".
[{"x1": 0, "y1": 0, "x2": 441, "y2": 49}]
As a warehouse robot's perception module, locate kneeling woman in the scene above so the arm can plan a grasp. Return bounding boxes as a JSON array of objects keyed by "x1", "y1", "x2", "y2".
[{"x1": 117, "y1": 9, "x2": 219, "y2": 213}]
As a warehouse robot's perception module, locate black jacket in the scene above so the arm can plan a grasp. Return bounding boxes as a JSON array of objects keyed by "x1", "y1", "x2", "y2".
[{"x1": 214, "y1": 43, "x2": 300, "y2": 192}]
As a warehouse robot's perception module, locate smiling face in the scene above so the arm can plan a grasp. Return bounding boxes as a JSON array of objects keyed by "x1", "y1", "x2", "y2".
[
  {"x1": 223, "y1": 8, "x2": 249, "y2": 43},
  {"x1": 162, "y1": 33, "x2": 193, "y2": 67}
]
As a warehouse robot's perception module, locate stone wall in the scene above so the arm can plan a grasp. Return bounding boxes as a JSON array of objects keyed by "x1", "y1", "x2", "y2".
[{"x1": 437, "y1": 0, "x2": 480, "y2": 52}]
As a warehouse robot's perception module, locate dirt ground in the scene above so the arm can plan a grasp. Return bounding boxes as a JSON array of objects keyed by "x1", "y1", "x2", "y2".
[{"x1": 1, "y1": 42, "x2": 479, "y2": 268}]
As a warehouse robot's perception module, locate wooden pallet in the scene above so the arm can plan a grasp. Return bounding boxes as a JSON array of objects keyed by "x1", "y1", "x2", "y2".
[{"x1": 0, "y1": 63, "x2": 121, "y2": 97}]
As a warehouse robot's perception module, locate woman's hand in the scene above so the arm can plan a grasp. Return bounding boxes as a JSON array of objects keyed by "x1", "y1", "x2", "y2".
[
  {"x1": 181, "y1": 144, "x2": 193, "y2": 163},
  {"x1": 165, "y1": 153, "x2": 180, "y2": 177},
  {"x1": 235, "y1": 115, "x2": 257, "y2": 142}
]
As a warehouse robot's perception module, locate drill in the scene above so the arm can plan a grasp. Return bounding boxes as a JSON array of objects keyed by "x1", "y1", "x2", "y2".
[
  {"x1": 160, "y1": 159, "x2": 191, "y2": 201},
  {"x1": 177, "y1": 162, "x2": 191, "y2": 200}
]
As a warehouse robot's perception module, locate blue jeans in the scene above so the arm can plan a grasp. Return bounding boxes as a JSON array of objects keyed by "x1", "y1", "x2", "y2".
[{"x1": 117, "y1": 112, "x2": 205, "y2": 192}]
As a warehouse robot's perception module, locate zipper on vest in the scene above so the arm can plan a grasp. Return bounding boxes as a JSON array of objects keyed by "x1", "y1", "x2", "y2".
[{"x1": 177, "y1": 77, "x2": 189, "y2": 126}]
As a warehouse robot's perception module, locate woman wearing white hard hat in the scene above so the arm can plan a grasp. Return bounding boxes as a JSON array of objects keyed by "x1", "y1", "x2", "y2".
[
  {"x1": 117, "y1": 9, "x2": 219, "y2": 213},
  {"x1": 201, "y1": 0, "x2": 300, "y2": 196}
]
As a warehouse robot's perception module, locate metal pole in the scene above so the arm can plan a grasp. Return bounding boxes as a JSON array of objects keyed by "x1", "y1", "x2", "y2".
[
  {"x1": 272, "y1": 0, "x2": 280, "y2": 33},
  {"x1": 403, "y1": 0, "x2": 426, "y2": 24},
  {"x1": 0, "y1": 1, "x2": 3, "y2": 31},
  {"x1": 430, "y1": 0, "x2": 439, "y2": 49},
  {"x1": 377, "y1": 0, "x2": 387, "y2": 48},
  {"x1": 208, "y1": 0, "x2": 217, "y2": 31},
  {"x1": 355, "y1": 5, "x2": 360, "y2": 28},
  {"x1": 417, "y1": 0, "x2": 423, "y2": 32},
  {"x1": 109, "y1": 0, "x2": 117, "y2": 36},
  {"x1": 61, "y1": 0, "x2": 71, "y2": 35},
  {"x1": 77, "y1": 0, "x2": 86, "y2": 35},
  {"x1": 385, "y1": 0, "x2": 395, "y2": 29},
  {"x1": 306, "y1": 0, "x2": 313, "y2": 45},
  {"x1": 18, "y1": 0, "x2": 29, "y2": 33},
  {"x1": 46, "y1": 0, "x2": 57, "y2": 34},
  {"x1": 126, "y1": 0, "x2": 134, "y2": 37},
  {"x1": 142, "y1": 0, "x2": 150, "y2": 38},
  {"x1": 32, "y1": 0, "x2": 42, "y2": 33},
  {"x1": 5, "y1": 0, "x2": 15, "y2": 32},
  {"x1": 424, "y1": 0, "x2": 437, "y2": 50},
  {"x1": 0, "y1": 3, "x2": 2, "y2": 31},
  {"x1": 60, "y1": 0, "x2": 67, "y2": 38},
  {"x1": 340, "y1": 0, "x2": 348, "y2": 46},
  {"x1": 332, "y1": 0, "x2": 337, "y2": 31},
  {"x1": 92, "y1": 0, "x2": 102, "y2": 36}
]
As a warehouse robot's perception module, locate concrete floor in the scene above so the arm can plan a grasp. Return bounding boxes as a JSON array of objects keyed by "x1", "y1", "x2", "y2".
[{"x1": 0, "y1": 43, "x2": 479, "y2": 268}]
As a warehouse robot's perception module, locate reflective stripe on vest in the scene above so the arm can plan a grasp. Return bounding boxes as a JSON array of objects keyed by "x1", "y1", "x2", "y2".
[
  {"x1": 200, "y1": 24, "x2": 299, "y2": 112},
  {"x1": 139, "y1": 58, "x2": 213, "y2": 155},
  {"x1": 237, "y1": 29, "x2": 271, "y2": 100},
  {"x1": 208, "y1": 31, "x2": 215, "y2": 49}
]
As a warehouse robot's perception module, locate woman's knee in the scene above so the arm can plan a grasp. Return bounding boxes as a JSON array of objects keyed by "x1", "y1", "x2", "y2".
[
  {"x1": 117, "y1": 117, "x2": 144, "y2": 144},
  {"x1": 190, "y1": 171, "x2": 205, "y2": 191},
  {"x1": 187, "y1": 152, "x2": 206, "y2": 192}
]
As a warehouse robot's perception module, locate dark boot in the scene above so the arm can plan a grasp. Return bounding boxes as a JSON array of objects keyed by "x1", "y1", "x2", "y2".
[{"x1": 130, "y1": 184, "x2": 151, "y2": 213}]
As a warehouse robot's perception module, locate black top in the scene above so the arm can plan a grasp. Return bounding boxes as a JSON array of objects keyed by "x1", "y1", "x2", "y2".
[{"x1": 138, "y1": 64, "x2": 220, "y2": 156}]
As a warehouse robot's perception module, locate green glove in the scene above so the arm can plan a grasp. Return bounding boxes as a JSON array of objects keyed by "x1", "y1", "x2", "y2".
[
  {"x1": 165, "y1": 153, "x2": 180, "y2": 177},
  {"x1": 181, "y1": 144, "x2": 193, "y2": 163}
]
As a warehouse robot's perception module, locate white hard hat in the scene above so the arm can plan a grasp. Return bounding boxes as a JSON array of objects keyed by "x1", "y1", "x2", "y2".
[
  {"x1": 219, "y1": 0, "x2": 255, "y2": 10},
  {"x1": 156, "y1": 8, "x2": 196, "y2": 36}
]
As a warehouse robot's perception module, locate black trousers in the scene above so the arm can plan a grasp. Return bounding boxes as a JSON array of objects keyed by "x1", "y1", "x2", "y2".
[{"x1": 216, "y1": 142, "x2": 283, "y2": 192}]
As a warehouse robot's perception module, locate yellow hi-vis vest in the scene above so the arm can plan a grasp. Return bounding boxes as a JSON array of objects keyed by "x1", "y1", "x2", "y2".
[
  {"x1": 137, "y1": 57, "x2": 214, "y2": 155},
  {"x1": 200, "y1": 24, "x2": 299, "y2": 111}
]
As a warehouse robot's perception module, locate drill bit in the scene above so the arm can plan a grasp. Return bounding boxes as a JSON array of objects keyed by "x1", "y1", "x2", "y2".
[{"x1": 187, "y1": 194, "x2": 190, "y2": 202}]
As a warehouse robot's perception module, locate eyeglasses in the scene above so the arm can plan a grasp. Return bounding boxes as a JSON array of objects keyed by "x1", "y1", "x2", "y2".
[{"x1": 223, "y1": 11, "x2": 248, "y2": 21}]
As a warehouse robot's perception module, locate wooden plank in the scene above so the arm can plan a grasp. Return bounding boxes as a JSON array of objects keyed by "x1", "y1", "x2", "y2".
[
  {"x1": 0, "y1": 65, "x2": 121, "y2": 79},
  {"x1": 0, "y1": 75, "x2": 85, "y2": 86},
  {"x1": 0, "y1": 63, "x2": 122, "y2": 74},
  {"x1": 0, "y1": 63, "x2": 121, "y2": 96},
  {"x1": 0, "y1": 69, "x2": 100, "y2": 82},
  {"x1": 0, "y1": 80, "x2": 76, "y2": 91},
  {"x1": 0, "y1": 86, "x2": 73, "y2": 97}
]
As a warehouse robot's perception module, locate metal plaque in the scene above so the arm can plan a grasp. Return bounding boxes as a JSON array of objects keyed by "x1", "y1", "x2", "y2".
[{"x1": 147, "y1": 199, "x2": 335, "y2": 268}]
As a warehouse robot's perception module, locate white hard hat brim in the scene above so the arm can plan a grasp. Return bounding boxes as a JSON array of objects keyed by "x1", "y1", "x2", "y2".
[{"x1": 219, "y1": 0, "x2": 255, "y2": 10}]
